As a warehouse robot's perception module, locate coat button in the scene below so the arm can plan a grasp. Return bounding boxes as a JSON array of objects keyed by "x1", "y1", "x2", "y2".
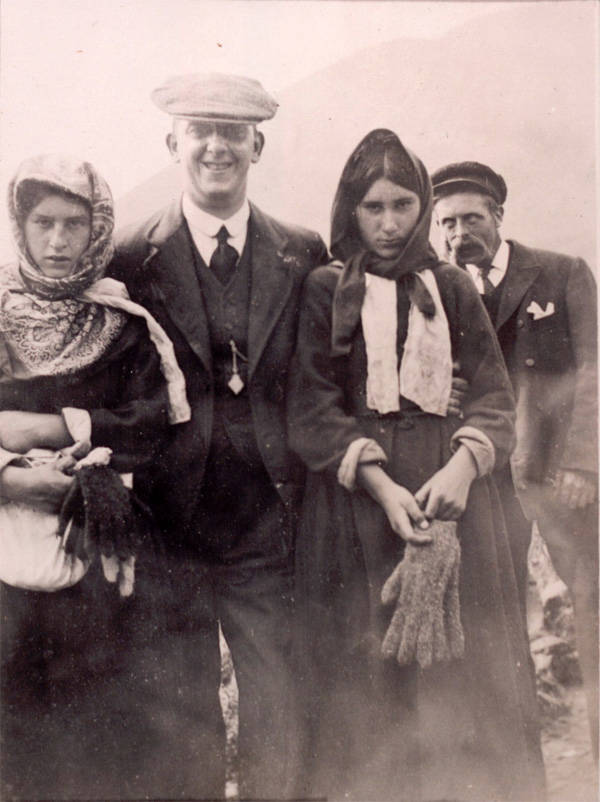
[
  {"x1": 525, "y1": 358, "x2": 535, "y2": 367},
  {"x1": 517, "y1": 319, "x2": 524, "y2": 328}
]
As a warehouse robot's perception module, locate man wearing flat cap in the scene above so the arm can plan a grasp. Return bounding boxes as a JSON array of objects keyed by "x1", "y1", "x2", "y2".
[
  {"x1": 432, "y1": 161, "x2": 598, "y2": 756},
  {"x1": 110, "y1": 73, "x2": 328, "y2": 799}
]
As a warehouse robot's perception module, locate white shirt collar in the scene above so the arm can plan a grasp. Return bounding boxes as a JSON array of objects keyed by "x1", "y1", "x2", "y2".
[
  {"x1": 466, "y1": 240, "x2": 510, "y2": 292},
  {"x1": 181, "y1": 194, "x2": 250, "y2": 267}
]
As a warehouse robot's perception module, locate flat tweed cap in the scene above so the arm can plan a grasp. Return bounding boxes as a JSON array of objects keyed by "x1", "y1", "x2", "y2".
[
  {"x1": 431, "y1": 161, "x2": 507, "y2": 205},
  {"x1": 151, "y1": 72, "x2": 278, "y2": 123}
]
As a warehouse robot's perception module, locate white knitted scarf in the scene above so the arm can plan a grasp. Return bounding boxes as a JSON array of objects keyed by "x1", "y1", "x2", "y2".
[{"x1": 361, "y1": 269, "x2": 452, "y2": 416}]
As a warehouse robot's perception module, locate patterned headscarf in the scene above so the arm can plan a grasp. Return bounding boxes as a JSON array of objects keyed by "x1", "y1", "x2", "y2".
[{"x1": 0, "y1": 154, "x2": 126, "y2": 378}]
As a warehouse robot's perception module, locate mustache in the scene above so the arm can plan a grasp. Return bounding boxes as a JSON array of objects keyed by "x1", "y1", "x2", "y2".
[{"x1": 445, "y1": 237, "x2": 489, "y2": 266}]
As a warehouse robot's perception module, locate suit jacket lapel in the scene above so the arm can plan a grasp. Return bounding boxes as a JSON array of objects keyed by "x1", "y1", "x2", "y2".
[
  {"x1": 496, "y1": 240, "x2": 542, "y2": 332},
  {"x1": 247, "y1": 204, "x2": 293, "y2": 379},
  {"x1": 145, "y1": 200, "x2": 212, "y2": 372}
]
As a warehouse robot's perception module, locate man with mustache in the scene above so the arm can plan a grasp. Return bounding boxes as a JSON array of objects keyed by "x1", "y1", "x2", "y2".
[
  {"x1": 432, "y1": 161, "x2": 598, "y2": 758},
  {"x1": 110, "y1": 73, "x2": 328, "y2": 799}
]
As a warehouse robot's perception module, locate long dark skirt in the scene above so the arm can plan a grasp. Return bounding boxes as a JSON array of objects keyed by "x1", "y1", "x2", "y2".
[
  {"x1": 0, "y1": 562, "x2": 131, "y2": 800},
  {"x1": 0, "y1": 553, "x2": 175, "y2": 801},
  {"x1": 293, "y1": 415, "x2": 545, "y2": 801}
]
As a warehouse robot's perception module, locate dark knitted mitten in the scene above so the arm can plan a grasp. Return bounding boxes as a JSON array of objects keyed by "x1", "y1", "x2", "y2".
[
  {"x1": 57, "y1": 479, "x2": 88, "y2": 561},
  {"x1": 381, "y1": 519, "x2": 464, "y2": 669},
  {"x1": 57, "y1": 465, "x2": 147, "y2": 595}
]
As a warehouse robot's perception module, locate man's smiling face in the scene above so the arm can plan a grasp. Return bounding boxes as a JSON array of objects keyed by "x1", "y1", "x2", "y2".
[{"x1": 167, "y1": 119, "x2": 264, "y2": 218}]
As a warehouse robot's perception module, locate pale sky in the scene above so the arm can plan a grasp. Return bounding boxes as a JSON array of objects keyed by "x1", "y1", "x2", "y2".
[
  {"x1": 1, "y1": 0, "x2": 500, "y2": 199},
  {"x1": 0, "y1": 0, "x2": 596, "y2": 262}
]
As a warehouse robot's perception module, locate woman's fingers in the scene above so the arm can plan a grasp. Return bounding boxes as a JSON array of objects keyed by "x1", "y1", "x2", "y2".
[
  {"x1": 416, "y1": 474, "x2": 469, "y2": 520},
  {"x1": 414, "y1": 481, "x2": 429, "y2": 508},
  {"x1": 416, "y1": 447, "x2": 477, "y2": 521},
  {"x1": 415, "y1": 480, "x2": 442, "y2": 520},
  {"x1": 403, "y1": 485, "x2": 429, "y2": 529},
  {"x1": 387, "y1": 506, "x2": 431, "y2": 543},
  {"x1": 400, "y1": 515, "x2": 432, "y2": 544},
  {"x1": 406, "y1": 527, "x2": 434, "y2": 545},
  {"x1": 378, "y1": 482, "x2": 433, "y2": 543},
  {"x1": 400, "y1": 496, "x2": 432, "y2": 542},
  {"x1": 388, "y1": 508, "x2": 416, "y2": 541},
  {"x1": 401, "y1": 490, "x2": 429, "y2": 530}
]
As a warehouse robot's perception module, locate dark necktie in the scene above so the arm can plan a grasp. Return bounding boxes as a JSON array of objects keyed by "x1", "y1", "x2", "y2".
[
  {"x1": 477, "y1": 264, "x2": 496, "y2": 297},
  {"x1": 210, "y1": 225, "x2": 238, "y2": 285}
]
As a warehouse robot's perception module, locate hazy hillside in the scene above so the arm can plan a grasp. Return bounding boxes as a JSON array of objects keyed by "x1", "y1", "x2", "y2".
[
  {"x1": 115, "y1": 4, "x2": 596, "y2": 267},
  {"x1": 0, "y1": 5, "x2": 594, "y2": 268}
]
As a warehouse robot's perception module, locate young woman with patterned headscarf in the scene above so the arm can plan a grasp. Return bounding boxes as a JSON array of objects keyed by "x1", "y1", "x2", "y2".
[{"x1": 0, "y1": 154, "x2": 189, "y2": 800}]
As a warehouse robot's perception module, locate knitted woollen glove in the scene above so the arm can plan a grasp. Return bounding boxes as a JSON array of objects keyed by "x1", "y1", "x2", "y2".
[
  {"x1": 443, "y1": 549, "x2": 465, "y2": 660},
  {"x1": 381, "y1": 520, "x2": 464, "y2": 669},
  {"x1": 380, "y1": 564, "x2": 408, "y2": 657},
  {"x1": 381, "y1": 537, "x2": 431, "y2": 663},
  {"x1": 413, "y1": 527, "x2": 461, "y2": 668}
]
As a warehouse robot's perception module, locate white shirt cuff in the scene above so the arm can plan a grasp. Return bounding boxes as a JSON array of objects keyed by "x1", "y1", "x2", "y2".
[{"x1": 61, "y1": 407, "x2": 92, "y2": 446}]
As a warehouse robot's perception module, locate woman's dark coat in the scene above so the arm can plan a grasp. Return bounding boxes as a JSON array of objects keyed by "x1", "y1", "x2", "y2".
[{"x1": 287, "y1": 261, "x2": 545, "y2": 801}]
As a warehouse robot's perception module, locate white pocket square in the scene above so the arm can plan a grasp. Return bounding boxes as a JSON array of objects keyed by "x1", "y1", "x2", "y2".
[{"x1": 527, "y1": 300, "x2": 555, "y2": 320}]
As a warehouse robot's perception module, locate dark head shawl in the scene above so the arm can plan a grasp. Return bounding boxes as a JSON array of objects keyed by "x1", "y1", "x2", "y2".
[{"x1": 330, "y1": 129, "x2": 439, "y2": 356}]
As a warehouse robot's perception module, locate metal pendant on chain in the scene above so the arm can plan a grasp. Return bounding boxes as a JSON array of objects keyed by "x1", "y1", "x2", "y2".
[{"x1": 228, "y1": 339, "x2": 247, "y2": 394}]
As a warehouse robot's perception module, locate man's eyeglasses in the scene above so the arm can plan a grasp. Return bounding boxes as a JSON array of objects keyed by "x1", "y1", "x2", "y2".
[{"x1": 184, "y1": 121, "x2": 252, "y2": 143}]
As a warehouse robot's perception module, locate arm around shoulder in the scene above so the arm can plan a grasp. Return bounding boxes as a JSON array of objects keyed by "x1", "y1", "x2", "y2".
[
  {"x1": 438, "y1": 264, "x2": 516, "y2": 468},
  {"x1": 88, "y1": 318, "x2": 170, "y2": 472}
]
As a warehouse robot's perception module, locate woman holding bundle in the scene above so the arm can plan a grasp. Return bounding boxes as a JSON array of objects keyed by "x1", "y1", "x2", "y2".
[{"x1": 0, "y1": 154, "x2": 189, "y2": 800}]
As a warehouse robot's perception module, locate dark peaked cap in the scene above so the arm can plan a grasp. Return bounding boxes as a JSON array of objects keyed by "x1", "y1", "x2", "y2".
[
  {"x1": 152, "y1": 72, "x2": 278, "y2": 123},
  {"x1": 431, "y1": 161, "x2": 507, "y2": 205}
]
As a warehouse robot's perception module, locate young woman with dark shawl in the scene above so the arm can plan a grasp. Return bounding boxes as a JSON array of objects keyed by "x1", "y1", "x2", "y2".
[
  {"x1": 0, "y1": 154, "x2": 189, "y2": 800},
  {"x1": 288, "y1": 130, "x2": 545, "y2": 801}
]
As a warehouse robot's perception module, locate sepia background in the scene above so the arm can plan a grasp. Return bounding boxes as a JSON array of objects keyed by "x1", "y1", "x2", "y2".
[
  {"x1": 1, "y1": 1, "x2": 598, "y2": 799},
  {"x1": 0, "y1": 0, "x2": 597, "y2": 268}
]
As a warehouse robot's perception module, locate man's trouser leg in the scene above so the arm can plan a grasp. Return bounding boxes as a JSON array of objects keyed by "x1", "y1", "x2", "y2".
[
  {"x1": 119, "y1": 553, "x2": 226, "y2": 799},
  {"x1": 537, "y1": 501, "x2": 599, "y2": 759},
  {"x1": 217, "y1": 559, "x2": 295, "y2": 800}
]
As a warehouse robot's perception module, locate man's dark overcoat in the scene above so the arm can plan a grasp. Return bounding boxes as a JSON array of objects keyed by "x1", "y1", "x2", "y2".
[
  {"x1": 496, "y1": 240, "x2": 597, "y2": 487},
  {"x1": 477, "y1": 239, "x2": 597, "y2": 617},
  {"x1": 111, "y1": 198, "x2": 328, "y2": 545}
]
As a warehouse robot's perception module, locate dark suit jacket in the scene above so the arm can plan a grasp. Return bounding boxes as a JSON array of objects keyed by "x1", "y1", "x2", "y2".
[
  {"x1": 495, "y1": 240, "x2": 597, "y2": 485},
  {"x1": 110, "y1": 198, "x2": 328, "y2": 541}
]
